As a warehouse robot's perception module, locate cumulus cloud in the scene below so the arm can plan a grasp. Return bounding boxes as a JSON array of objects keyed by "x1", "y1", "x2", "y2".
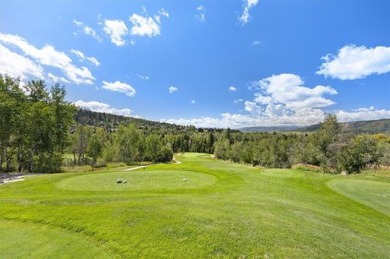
[
  {"x1": 335, "y1": 106, "x2": 390, "y2": 122},
  {"x1": 0, "y1": 44, "x2": 44, "y2": 81},
  {"x1": 0, "y1": 33, "x2": 95, "y2": 84},
  {"x1": 70, "y1": 49, "x2": 100, "y2": 66},
  {"x1": 195, "y1": 6, "x2": 206, "y2": 22},
  {"x1": 229, "y1": 86, "x2": 237, "y2": 92},
  {"x1": 73, "y1": 19, "x2": 103, "y2": 42},
  {"x1": 129, "y1": 14, "x2": 161, "y2": 37},
  {"x1": 169, "y1": 86, "x2": 178, "y2": 93},
  {"x1": 317, "y1": 45, "x2": 390, "y2": 80},
  {"x1": 239, "y1": 0, "x2": 259, "y2": 25},
  {"x1": 103, "y1": 19, "x2": 129, "y2": 46},
  {"x1": 253, "y1": 74, "x2": 337, "y2": 113},
  {"x1": 74, "y1": 100, "x2": 132, "y2": 117},
  {"x1": 102, "y1": 80, "x2": 136, "y2": 97}
]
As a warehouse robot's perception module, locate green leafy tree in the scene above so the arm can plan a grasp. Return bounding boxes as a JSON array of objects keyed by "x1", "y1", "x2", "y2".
[
  {"x1": 338, "y1": 135, "x2": 380, "y2": 173},
  {"x1": 87, "y1": 129, "x2": 105, "y2": 168},
  {"x1": 116, "y1": 125, "x2": 141, "y2": 165}
]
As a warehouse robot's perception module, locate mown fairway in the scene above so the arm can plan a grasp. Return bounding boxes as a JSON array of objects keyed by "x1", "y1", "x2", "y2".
[{"x1": 0, "y1": 153, "x2": 389, "y2": 258}]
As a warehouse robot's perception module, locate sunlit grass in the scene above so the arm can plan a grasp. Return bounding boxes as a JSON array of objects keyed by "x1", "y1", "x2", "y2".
[{"x1": 0, "y1": 153, "x2": 389, "y2": 258}]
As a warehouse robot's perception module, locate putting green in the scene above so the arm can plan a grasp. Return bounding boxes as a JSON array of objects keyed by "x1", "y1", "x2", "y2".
[
  {"x1": 57, "y1": 170, "x2": 217, "y2": 192},
  {"x1": 0, "y1": 220, "x2": 111, "y2": 258},
  {"x1": 327, "y1": 179, "x2": 390, "y2": 215},
  {"x1": 262, "y1": 169, "x2": 305, "y2": 178}
]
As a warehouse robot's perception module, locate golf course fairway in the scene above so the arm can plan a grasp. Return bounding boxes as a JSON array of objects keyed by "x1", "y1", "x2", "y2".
[{"x1": 0, "y1": 153, "x2": 389, "y2": 258}]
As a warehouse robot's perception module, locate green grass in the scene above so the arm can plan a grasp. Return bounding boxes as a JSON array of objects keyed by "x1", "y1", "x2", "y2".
[
  {"x1": 0, "y1": 153, "x2": 389, "y2": 258},
  {"x1": 327, "y1": 179, "x2": 390, "y2": 215}
]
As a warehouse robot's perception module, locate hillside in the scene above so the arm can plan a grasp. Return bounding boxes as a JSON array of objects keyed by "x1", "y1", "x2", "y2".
[
  {"x1": 74, "y1": 109, "x2": 185, "y2": 132},
  {"x1": 296, "y1": 118, "x2": 390, "y2": 135},
  {"x1": 240, "y1": 118, "x2": 390, "y2": 135},
  {"x1": 74, "y1": 109, "x2": 229, "y2": 134}
]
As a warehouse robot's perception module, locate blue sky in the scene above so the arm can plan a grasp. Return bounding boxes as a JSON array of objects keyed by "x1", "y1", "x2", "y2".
[{"x1": 1, "y1": 0, "x2": 389, "y2": 128}]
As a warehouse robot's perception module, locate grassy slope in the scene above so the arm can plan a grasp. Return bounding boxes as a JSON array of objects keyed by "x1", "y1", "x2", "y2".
[{"x1": 0, "y1": 153, "x2": 389, "y2": 258}]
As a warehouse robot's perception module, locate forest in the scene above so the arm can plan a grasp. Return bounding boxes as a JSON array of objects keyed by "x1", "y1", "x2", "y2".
[{"x1": 1, "y1": 74, "x2": 389, "y2": 174}]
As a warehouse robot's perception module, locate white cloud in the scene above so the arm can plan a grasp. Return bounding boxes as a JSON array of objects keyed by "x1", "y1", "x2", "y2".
[
  {"x1": 229, "y1": 86, "x2": 237, "y2": 92},
  {"x1": 138, "y1": 74, "x2": 149, "y2": 80},
  {"x1": 317, "y1": 45, "x2": 390, "y2": 80},
  {"x1": 129, "y1": 14, "x2": 161, "y2": 37},
  {"x1": 74, "y1": 100, "x2": 132, "y2": 117},
  {"x1": 103, "y1": 19, "x2": 128, "y2": 46},
  {"x1": 70, "y1": 49, "x2": 100, "y2": 66},
  {"x1": 159, "y1": 8, "x2": 170, "y2": 18},
  {"x1": 244, "y1": 101, "x2": 262, "y2": 116},
  {"x1": 0, "y1": 33, "x2": 95, "y2": 85},
  {"x1": 254, "y1": 93, "x2": 272, "y2": 104},
  {"x1": 255, "y1": 73, "x2": 337, "y2": 112},
  {"x1": 48, "y1": 72, "x2": 70, "y2": 84},
  {"x1": 239, "y1": 0, "x2": 259, "y2": 25},
  {"x1": 190, "y1": 100, "x2": 196, "y2": 104},
  {"x1": 169, "y1": 86, "x2": 178, "y2": 93},
  {"x1": 102, "y1": 80, "x2": 136, "y2": 97},
  {"x1": 234, "y1": 99, "x2": 244, "y2": 104},
  {"x1": 73, "y1": 19, "x2": 102, "y2": 43},
  {"x1": 161, "y1": 106, "x2": 390, "y2": 129},
  {"x1": 195, "y1": 6, "x2": 206, "y2": 22},
  {"x1": 252, "y1": 40, "x2": 261, "y2": 46},
  {"x1": 335, "y1": 107, "x2": 390, "y2": 122},
  {"x1": 0, "y1": 44, "x2": 44, "y2": 81}
]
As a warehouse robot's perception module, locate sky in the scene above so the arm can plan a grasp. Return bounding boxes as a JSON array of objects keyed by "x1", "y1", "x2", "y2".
[{"x1": 1, "y1": 0, "x2": 389, "y2": 128}]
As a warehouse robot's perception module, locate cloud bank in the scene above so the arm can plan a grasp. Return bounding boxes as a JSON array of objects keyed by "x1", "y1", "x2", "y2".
[{"x1": 317, "y1": 45, "x2": 390, "y2": 80}]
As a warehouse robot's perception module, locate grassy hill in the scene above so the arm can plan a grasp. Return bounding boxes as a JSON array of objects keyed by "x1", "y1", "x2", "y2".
[
  {"x1": 0, "y1": 153, "x2": 389, "y2": 257},
  {"x1": 240, "y1": 118, "x2": 390, "y2": 134}
]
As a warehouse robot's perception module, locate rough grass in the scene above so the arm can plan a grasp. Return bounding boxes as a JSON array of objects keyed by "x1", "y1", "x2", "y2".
[{"x1": 0, "y1": 153, "x2": 389, "y2": 258}]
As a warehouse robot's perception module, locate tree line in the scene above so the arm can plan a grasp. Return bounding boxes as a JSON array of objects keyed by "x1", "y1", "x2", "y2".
[
  {"x1": 1, "y1": 74, "x2": 389, "y2": 174},
  {"x1": 213, "y1": 115, "x2": 390, "y2": 173}
]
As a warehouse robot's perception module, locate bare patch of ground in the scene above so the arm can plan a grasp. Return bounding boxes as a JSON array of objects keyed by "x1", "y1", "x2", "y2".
[{"x1": 0, "y1": 174, "x2": 25, "y2": 184}]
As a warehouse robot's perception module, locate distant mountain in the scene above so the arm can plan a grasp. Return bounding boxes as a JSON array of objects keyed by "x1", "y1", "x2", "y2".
[
  {"x1": 240, "y1": 118, "x2": 390, "y2": 135},
  {"x1": 239, "y1": 125, "x2": 301, "y2": 133},
  {"x1": 295, "y1": 119, "x2": 390, "y2": 134}
]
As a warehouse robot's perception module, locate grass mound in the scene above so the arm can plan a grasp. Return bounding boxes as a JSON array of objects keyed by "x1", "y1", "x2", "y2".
[{"x1": 327, "y1": 179, "x2": 390, "y2": 215}]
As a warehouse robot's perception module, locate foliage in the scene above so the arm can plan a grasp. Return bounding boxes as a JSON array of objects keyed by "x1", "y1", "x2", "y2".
[{"x1": 0, "y1": 74, "x2": 75, "y2": 173}]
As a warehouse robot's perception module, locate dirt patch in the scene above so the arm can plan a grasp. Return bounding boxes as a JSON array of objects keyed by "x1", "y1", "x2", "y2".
[
  {"x1": 0, "y1": 174, "x2": 25, "y2": 184},
  {"x1": 124, "y1": 166, "x2": 147, "y2": 171}
]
